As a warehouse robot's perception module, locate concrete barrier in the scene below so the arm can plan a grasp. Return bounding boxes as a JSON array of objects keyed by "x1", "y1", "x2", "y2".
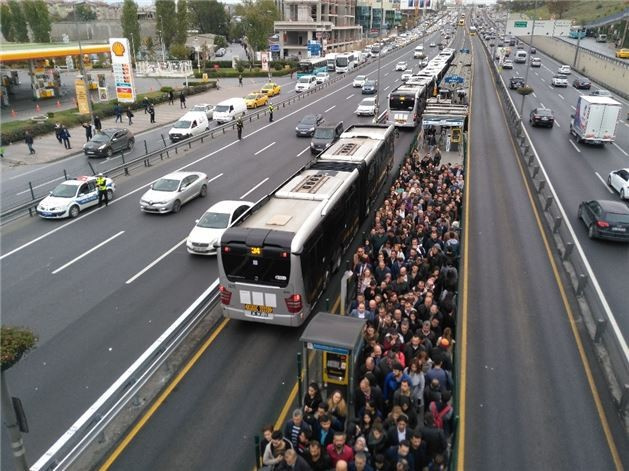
[{"x1": 524, "y1": 36, "x2": 629, "y2": 99}]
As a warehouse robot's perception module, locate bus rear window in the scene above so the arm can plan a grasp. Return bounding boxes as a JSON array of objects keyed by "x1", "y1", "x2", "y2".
[
  {"x1": 222, "y1": 246, "x2": 291, "y2": 288},
  {"x1": 389, "y1": 95, "x2": 415, "y2": 111}
]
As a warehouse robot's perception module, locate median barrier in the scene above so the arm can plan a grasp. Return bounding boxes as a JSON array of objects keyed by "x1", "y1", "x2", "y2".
[{"x1": 478, "y1": 33, "x2": 629, "y2": 416}]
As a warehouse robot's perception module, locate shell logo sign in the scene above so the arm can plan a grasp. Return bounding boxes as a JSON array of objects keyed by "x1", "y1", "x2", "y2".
[
  {"x1": 108, "y1": 38, "x2": 136, "y2": 103},
  {"x1": 111, "y1": 41, "x2": 126, "y2": 57}
]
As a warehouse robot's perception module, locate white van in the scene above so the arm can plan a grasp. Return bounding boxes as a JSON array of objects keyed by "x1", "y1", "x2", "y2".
[
  {"x1": 168, "y1": 111, "x2": 209, "y2": 142},
  {"x1": 413, "y1": 45, "x2": 425, "y2": 59},
  {"x1": 514, "y1": 50, "x2": 527, "y2": 63},
  {"x1": 295, "y1": 75, "x2": 317, "y2": 93},
  {"x1": 213, "y1": 98, "x2": 247, "y2": 124}
]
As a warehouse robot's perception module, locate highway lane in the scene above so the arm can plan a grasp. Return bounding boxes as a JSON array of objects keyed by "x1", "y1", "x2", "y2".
[
  {"x1": 0, "y1": 25, "x2": 450, "y2": 468},
  {"x1": 463, "y1": 32, "x2": 620, "y2": 469}
]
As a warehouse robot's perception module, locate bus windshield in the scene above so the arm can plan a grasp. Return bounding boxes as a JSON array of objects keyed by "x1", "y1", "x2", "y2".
[
  {"x1": 222, "y1": 246, "x2": 291, "y2": 287},
  {"x1": 299, "y1": 62, "x2": 314, "y2": 74},
  {"x1": 389, "y1": 95, "x2": 415, "y2": 111},
  {"x1": 336, "y1": 56, "x2": 349, "y2": 67}
]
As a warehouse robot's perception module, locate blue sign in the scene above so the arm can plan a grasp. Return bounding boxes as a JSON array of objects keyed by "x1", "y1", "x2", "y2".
[
  {"x1": 444, "y1": 75, "x2": 464, "y2": 84},
  {"x1": 307, "y1": 42, "x2": 322, "y2": 56},
  {"x1": 308, "y1": 343, "x2": 349, "y2": 355},
  {"x1": 270, "y1": 44, "x2": 280, "y2": 52}
]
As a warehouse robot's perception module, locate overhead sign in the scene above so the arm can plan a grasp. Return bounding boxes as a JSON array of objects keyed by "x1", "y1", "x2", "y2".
[
  {"x1": 109, "y1": 38, "x2": 136, "y2": 103},
  {"x1": 444, "y1": 75, "x2": 464, "y2": 84},
  {"x1": 514, "y1": 21, "x2": 528, "y2": 28},
  {"x1": 506, "y1": 19, "x2": 572, "y2": 37}
]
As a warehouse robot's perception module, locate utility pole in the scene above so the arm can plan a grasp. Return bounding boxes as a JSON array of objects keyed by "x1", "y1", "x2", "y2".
[
  {"x1": 375, "y1": 0, "x2": 383, "y2": 122},
  {"x1": 519, "y1": 0, "x2": 537, "y2": 118},
  {"x1": 1, "y1": 373, "x2": 29, "y2": 470},
  {"x1": 572, "y1": 25, "x2": 584, "y2": 68}
]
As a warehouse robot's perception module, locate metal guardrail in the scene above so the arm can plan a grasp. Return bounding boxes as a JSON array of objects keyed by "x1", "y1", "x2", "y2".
[{"x1": 478, "y1": 34, "x2": 629, "y2": 415}]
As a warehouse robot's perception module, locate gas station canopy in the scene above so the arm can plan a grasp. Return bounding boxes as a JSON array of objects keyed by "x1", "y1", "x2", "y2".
[{"x1": 0, "y1": 42, "x2": 110, "y2": 62}]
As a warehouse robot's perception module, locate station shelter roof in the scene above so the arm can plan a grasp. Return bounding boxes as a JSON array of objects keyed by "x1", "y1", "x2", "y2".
[{"x1": 0, "y1": 42, "x2": 110, "y2": 63}]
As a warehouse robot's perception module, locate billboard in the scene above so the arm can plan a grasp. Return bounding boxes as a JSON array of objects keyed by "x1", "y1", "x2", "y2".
[
  {"x1": 400, "y1": 0, "x2": 430, "y2": 11},
  {"x1": 109, "y1": 38, "x2": 136, "y2": 103}
]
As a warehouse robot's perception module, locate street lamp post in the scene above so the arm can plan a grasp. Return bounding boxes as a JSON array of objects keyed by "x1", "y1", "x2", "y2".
[
  {"x1": 74, "y1": 2, "x2": 94, "y2": 125},
  {"x1": 518, "y1": 2, "x2": 537, "y2": 118},
  {"x1": 158, "y1": 15, "x2": 167, "y2": 62},
  {"x1": 375, "y1": 0, "x2": 383, "y2": 122}
]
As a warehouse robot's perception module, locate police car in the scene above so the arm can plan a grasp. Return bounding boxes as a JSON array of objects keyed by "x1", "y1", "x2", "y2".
[{"x1": 37, "y1": 175, "x2": 115, "y2": 219}]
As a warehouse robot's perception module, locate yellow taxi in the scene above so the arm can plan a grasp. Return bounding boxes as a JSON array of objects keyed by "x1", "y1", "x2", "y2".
[
  {"x1": 616, "y1": 48, "x2": 629, "y2": 59},
  {"x1": 260, "y1": 82, "x2": 281, "y2": 97},
  {"x1": 244, "y1": 92, "x2": 269, "y2": 109}
]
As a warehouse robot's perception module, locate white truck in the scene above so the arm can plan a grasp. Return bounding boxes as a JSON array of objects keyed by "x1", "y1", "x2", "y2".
[{"x1": 570, "y1": 95, "x2": 621, "y2": 145}]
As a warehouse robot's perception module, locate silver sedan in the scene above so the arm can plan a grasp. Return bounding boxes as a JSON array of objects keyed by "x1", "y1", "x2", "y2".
[{"x1": 140, "y1": 171, "x2": 209, "y2": 214}]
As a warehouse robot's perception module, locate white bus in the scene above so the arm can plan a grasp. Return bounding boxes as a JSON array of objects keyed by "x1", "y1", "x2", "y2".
[
  {"x1": 218, "y1": 125, "x2": 395, "y2": 326},
  {"x1": 387, "y1": 81, "x2": 431, "y2": 128},
  {"x1": 335, "y1": 53, "x2": 356, "y2": 73}
]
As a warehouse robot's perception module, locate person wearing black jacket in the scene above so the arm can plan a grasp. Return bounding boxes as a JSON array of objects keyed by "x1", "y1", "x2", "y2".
[
  {"x1": 355, "y1": 377, "x2": 385, "y2": 418},
  {"x1": 303, "y1": 441, "x2": 332, "y2": 471},
  {"x1": 417, "y1": 412, "x2": 447, "y2": 461}
]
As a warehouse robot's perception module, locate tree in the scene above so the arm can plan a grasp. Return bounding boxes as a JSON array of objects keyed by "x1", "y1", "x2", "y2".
[
  {"x1": 547, "y1": 0, "x2": 571, "y2": 19},
  {"x1": 74, "y1": 4, "x2": 97, "y2": 22},
  {"x1": 7, "y1": 0, "x2": 29, "y2": 42},
  {"x1": 121, "y1": 0, "x2": 141, "y2": 57},
  {"x1": 235, "y1": 0, "x2": 280, "y2": 51},
  {"x1": 156, "y1": 0, "x2": 177, "y2": 50},
  {"x1": 1, "y1": 4, "x2": 15, "y2": 42},
  {"x1": 175, "y1": 0, "x2": 188, "y2": 46},
  {"x1": 22, "y1": 0, "x2": 51, "y2": 42},
  {"x1": 214, "y1": 35, "x2": 228, "y2": 49},
  {"x1": 169, "y1": 42, "x2": 190, "y2": 60},
  {"x1": 144, "y1": 36, "x2": 155, "y2": 58},
  {"x1": 189, "y1": 0, "x2": 229, "y2": 37}
]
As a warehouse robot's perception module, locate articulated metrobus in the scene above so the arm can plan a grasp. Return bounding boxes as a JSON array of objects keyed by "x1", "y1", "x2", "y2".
[
  {"x1": 297, "y1": 57, "x2": 328, "y2": 78},
  {"x1": 217, "y1": 125, "x2": 395, "y2": 326},
  {"x1": 387, "y1": 82, "x2": 430, "y2": 128},
  {"x1": 335, "y1": 53, "x2": 356, "y2": 73}
]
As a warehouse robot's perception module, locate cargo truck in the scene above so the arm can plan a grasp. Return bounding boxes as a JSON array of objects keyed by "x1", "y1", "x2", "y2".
[{"x1": 570, "y1": 95, "x2": 621, "y2": 145}]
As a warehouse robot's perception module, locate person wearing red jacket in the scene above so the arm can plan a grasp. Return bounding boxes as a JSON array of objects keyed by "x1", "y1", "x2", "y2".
[{"x1": 326, "y1": 431, "x2": 354, "y2": 466}]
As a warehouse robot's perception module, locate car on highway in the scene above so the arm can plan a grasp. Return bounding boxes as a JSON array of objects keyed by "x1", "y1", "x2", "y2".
[
  {"x1": 83, "y1": 128, "x2": 134, "y2": 158},
  {"x1": 551, "y1": 74, "x2": 568, "y2": 87},
  {"x1": 37, "y1": 175, "x2": 115, "y2": 219},
  {"x1": 353, "y1": 75, "x2": 367, "y2": 88},
  {"x1": 395, "y1": 61, "x2": 408, "y2": 71},
  {"x1": 401, "y1": 70, "x2": 413, "y2": 82},
  {"x1": 315, "y1": 72, "x2": 330, "y2": 84},
  {"x1": 140, "y1": 171, "x2": 208, "y2": 214},
  {"x1": 260, "y1": 82, "x2": 281, "y2": 97},
  {"x1": 529, "y1": 47, "x2": 537, "y2": 54},
  {"x1": 578, "y1": 199, "x2": 629, "y2": 241},
  {"x1": 429, "y1": 42, "x2": 436, "y2": 47},
  {"x1": 295, "y1": 75, "x2": 317, "y2": 93},
  {"x1": 509, "y1": 76, "x2": 525, "y2": 89},
  {"x1": 355, "y1": 97, "x2": 377, "y2": 116},
  {"x1": 295, "y1": 113, "x2": 324, "y2": 137},
  {"x1": 244, "y1": 92, "x2": 269, "y2": 109},
  {"x1": 557, "y1": 65, "x2": 571, "y2": 75},
  {"x1": 572, "y1": 77, "x2": 591, "y2": 90},
  {"x1": 502, "y1": 60, "x2": 513, "y2": 69},
  {"x1": 529, "y1": 107, "x2": 554, "y2": 128},
  {"x1": 191, "y1": 104, "x2": 215, "y2": 120},
  {"x1": 418, "y1": 59, "x2": 429, "y2": 68},
  {"x1": 607, "y1": 168, "x2": 629, "y2": 200},
  {"x1": 616, "y1": 48, "x2": 629, "y2": 59},
  {"x1": 362, "y1": 79, "x2": 378, "y2": 94},
  {"x1": 186, "y1": 200, "x2": 253, "y2": 255},
  {"x1": 310, "y1": 121, "x2": 344, "y2": 155},
  {"x1": 590, "y1": 89, "x2": 612, "y2": 97}
]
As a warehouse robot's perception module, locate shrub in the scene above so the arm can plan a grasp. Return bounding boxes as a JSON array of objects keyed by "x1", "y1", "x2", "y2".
[
  {"x1": 160, "y1": 86, "x2": 174, "y2": 93},
  {"x1": 1, "y1": 326, "x2": 38, "y2": 372}
]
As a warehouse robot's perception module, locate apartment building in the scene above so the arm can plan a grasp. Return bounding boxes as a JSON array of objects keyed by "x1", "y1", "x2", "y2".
[
  {"x1": 274, "y1": 0, "x2": 363, "y2": 58},
  {"x1": 356, "y1": 0, "x2": 402, "y2": 37}
]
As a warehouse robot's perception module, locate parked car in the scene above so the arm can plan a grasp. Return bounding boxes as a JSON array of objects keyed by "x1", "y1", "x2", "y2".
[
  {"x1": 186, "y1": 200, "x2": 253, "y2": 255},
  {"x1": 353, "y1": 75, "x2": 367, "y2": 87},
  {"x1": 37, "y1": 175, "x2": 115, "y2": 219},
  {"x1": 315, "y1": 72, "x2": 330, "y2": 84},
  {"x1": 572, "y1": 77, "x2": 591, "y2": 90},
  {"x1": 529, "y1": 107, "x2": 554, "y2": 128},
  {"x1": 607, "y1": 168, "x2": 629, "y2": 200},
  {"x1": 355, "y1": 97, "x2": 377, "y2": 116},
  {"x1": 213, "y1": 98, "x2": 247, "y2": 124},
  {"x1": 557, "y1": 64, "x2": 571, "y2": 75},
  {"x1": 578, "y1": 199, "x2": 629, "y2": 241},
  {"x1": 395, "y1": 61, "x2": 408, "y2": 71},
  {"x1": 295, "y1": 114, "x2": 324, "y2": 137},
  {"x1": 191, "y1": 103, "x2": 215, "y2": 120},
  {"x1": 362, "y1": 79, "x2": 378, "y2": 94},
  {"x1": 244, "y1": 92, "x2": 269, "y2": 109},
  {"x1": 310, "y1": 121, "x2": 344, "y2": 155},
  {"x1": 551, "y1": 74, "x2": 568, "y2": 87},
  {"x1": 260, "y1": 82, "x2": 281, "y2": 97},
  {"x1": 215, "y1": 48, "x2": 226, "y2": 57},
  {"x1": 169, "y1": 111, "x2": 209, "y2": 142},
  {"x1": 509, "y1": 76, "x2": 525, "y2": 89},
  {"x1": 140, "y1": 171, "x2": 208, "y2": 214},
  {"x1": 530, "y1": 57, "x2": 542, "y2": 67},
  {"x1": 83, "y1": 128, "x2": 134, "y2": 158}
]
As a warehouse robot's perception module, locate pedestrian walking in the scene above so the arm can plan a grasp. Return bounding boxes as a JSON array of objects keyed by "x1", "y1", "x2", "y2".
[
  {"x1": 126, "y1": 107, "x2": 134, "y2": 125},
  {"x1": 54, "y1": 122, "x2": 63, "y2": 144},
  {"x1": 94, "y1": 115, "x2": 102, "y2": 131},
  {"x1": 24, "y1": 130, "x2": 35, "y2": 154},
  {"x1": 179, "y1": 91, "x2": 186, "y2": 109},
  {"x1": 236, "y1": 117, "x2": 243, "y2": 140},
  {"x1": 268, "y1": 103, "x2": 274, "y2": 122},
  {"x1": 96, "y1": 173, "x2": 109, "y2": 207},
  {"x1": 82, "y1": 122, "x2": 93, "y2": 141},
  {"x1": 113, "y1": 104, "x2": 122, "y2": 123},
  {"x1": 168, "y1": 89, "x2": 175, "y2": 105},
  {"x1": 148, "y1": 104, "x2": 156, "y2": 123},
  {"x1": 238, "y1": 74, "x2": 243, "y2": 87},
  {"x1": 0, "y1": 146, "x2": 5, "y2": 158},
  {"x1": 60, "y1": 126, "x2": 72, "y2": 149},
  {"x1": 142, "y1": 96, "x2": 151, "y2": 114}
]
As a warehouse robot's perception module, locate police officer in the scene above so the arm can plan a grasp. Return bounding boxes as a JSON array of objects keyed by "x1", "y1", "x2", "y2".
[
  {"x1": 96, "y1": 173, "x2": 109, "y2": 207},
  {"x1": 236, "y1": 117, "x2": 243, "y2": 140},
  {"x1": 268, "y1": 102, "x2": 274, "y2": 122}
]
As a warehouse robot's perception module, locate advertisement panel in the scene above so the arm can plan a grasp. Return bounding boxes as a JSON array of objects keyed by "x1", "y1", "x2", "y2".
[
  {"x1": 261, "y1": 52, "x2": 269, "y2": 72},
  {"x1": 400, "y1": 0, "x2": 430, "y2": 11},
  {"x1": 75, "y1": 78, "x2": 90, "y2": 114},
  {"x1": 109, "y1": 38, "x2": 136, "y2": 103}
]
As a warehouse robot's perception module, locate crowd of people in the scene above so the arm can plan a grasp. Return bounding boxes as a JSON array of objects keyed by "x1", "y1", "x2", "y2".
[{"x1": 259, "y1": 145, "x2": 464, "y2": 471}]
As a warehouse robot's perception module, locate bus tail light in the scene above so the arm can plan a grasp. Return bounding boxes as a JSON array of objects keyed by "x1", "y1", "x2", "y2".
[
  {"x1": 219, "y1": 285, "x2": 232, "y2": 304},
  {"x1": 285, "y1": 294, "x2": 303, "y2": 313}
]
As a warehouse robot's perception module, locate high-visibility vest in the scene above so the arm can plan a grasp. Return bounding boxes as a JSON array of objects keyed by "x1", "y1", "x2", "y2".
[{"x1": 96, "y1": 177, "x2": 107, "y2": 191}]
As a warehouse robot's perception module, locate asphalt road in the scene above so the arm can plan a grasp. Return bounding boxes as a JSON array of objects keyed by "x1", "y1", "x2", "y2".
[
  {"x1": 0, "y1": 23, "x2": 447, "y2": 470},
  {"x1": 464, "y1": 31, "x2": 621, "y2": 469}
]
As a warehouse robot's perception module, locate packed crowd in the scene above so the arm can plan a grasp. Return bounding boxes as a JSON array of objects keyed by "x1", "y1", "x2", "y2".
[{"x1": 259, "y1": 147, "x2": 464, "y2": 471}]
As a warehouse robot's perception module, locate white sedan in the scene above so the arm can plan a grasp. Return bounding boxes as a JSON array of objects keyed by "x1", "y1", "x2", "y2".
[
  {"x1": 502, "y1": 60, "x2": 514, "y2": 69},
  {"x1": 353, "y1": 75, "x2": 367, "y2": 88},
  {"x1": 551, "y1": 74, "x2": 568, "y2": 87},
  {"x1": 608, "y1": 168, "x2": 629, "y2": 199},
  {"x1": 395, "y1": 61, "x2": 408, "y2": 71},
  {"x1": 401, "y1": 70, "x2": 413, "y2": 82},
  {"x1": 355, "y1": 97, "x2": 377, "y2": 116},
  {"x1": 140, "y1": 171, "x2": 208, "y2": 214},
  {"x1": 315, "y1": 72, "x2": 330, "y2": 84},
  {"x1": 37, "y1": 175, "x2": 115, "y2": 219},
  {"x1": 557, "y1": 65, "x2": 571, "y2": 75},
  {"x1": 186, "y1": 200, "x2": 253, "y2": 255}
]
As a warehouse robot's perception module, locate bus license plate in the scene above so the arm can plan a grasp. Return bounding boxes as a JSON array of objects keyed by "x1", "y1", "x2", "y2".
[{"x1": 245, "y1": 304, "x2": 273, "y2": 313}]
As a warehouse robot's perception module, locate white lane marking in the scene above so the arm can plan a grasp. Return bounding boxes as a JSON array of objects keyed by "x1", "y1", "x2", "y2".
[
  {"x1": 8, "y1": 167, "x2": 54, "y2": 180},
  {"x1": 384, "y1": 72, "x2": 390, "y2": 77},
  {"x1": 2, "y1": 48, "x2": 407, "y2": 261},
  {"x1": 296, "y1": 147, "x2": 310, "y2": 157},
  {"x1": 534, "y1": 72, "x2": 539, "y2": 76},
  {"x1": 554, "y1": 121, "x2": 561, "y2": 128},
  {"x1": 568, "y1": 139, "x2": 581, "y2": 153},
  {"x1": 52, "y1": 231, "x2": 125, "y2": 274},
  {"x1": 254, "y1": 141, "x2": 276, "y2": 156},
  {"x1": 324, "y1": 105, "x2": 336, "y2": 112},
  {"x1": 15, "y1": 176, "x2": 65, "y2": 196},
  {"x1": 346, "y1": 94, "x2": 354, "y2": 100},
  {"x1": 571, "y1": 105, "x2": 576, "y2": 110},
  {"x1": 594, "y1": 172, "x2": 614, "y2": 193},
  {"x1": 558, "y1": 93, "x2": 565, "y2": 100},
  {"x1": 548, "y1": 85, "x2": 553, "y2": 90},
  {"x1": 532, "y1": 93, "x2": 537, "y2": 98},
  {"x1": 613, "y1": 142, "x2": 628, "y2": 157},
  {"x1": 208, "y1": 173, "x2": 223, "y2": 183},
  {"x1": 540, "y1": 102, "x2": 545, "y2": 108},
  {"x1": 540, "y1": 77, "x2": 546, "y2": 82},
  {"x1": 240, "y1": 177, "x2": 269, "y2": 200},
  {"x1": 384, "y1": 86, "x2": 390, "y2": 91},
  {"x1": 125, "y1": 238, "x2": 186, "y2": 284}
]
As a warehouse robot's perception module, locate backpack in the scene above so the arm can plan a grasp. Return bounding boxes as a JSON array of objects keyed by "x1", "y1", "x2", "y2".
[{"x1": 429, "y1": 401, "x2": 452, "y2": 430}]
